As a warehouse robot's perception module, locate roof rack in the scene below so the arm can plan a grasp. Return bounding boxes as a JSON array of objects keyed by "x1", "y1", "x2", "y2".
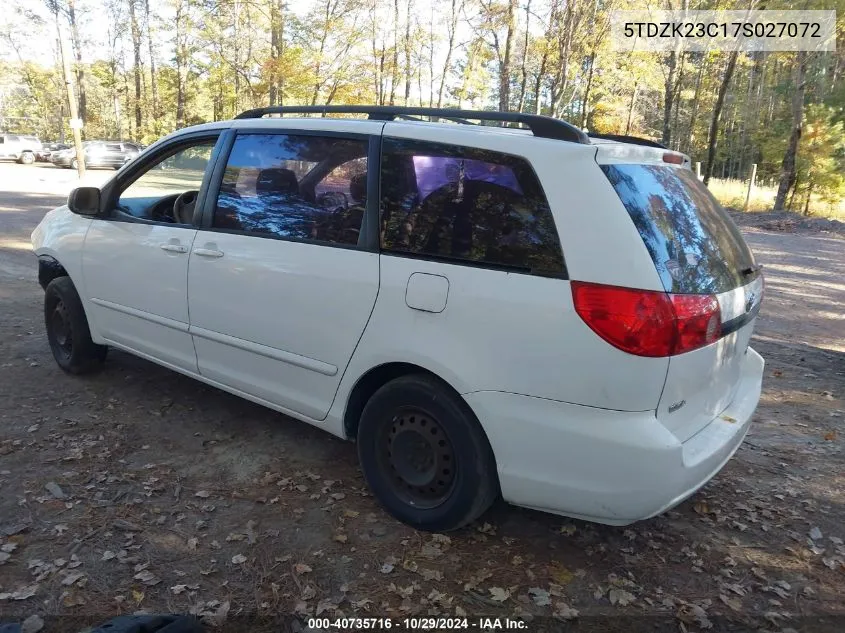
[
  {"x1": 234, "y1": 105, "x2": 590, "y2": 145},
  {"x1": 587, "y1": 132, "x2": 667, "y2": 149}
]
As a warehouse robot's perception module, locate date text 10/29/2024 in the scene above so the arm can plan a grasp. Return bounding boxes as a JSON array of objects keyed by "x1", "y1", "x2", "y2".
[{"x1": 307, "y1": 618, "x2": 529, "y2": 630}]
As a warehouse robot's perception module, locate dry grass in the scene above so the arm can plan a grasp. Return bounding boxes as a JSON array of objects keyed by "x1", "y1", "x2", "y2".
[{"x1": 708, "y1": 177, "x2": 845, "y2": 220}]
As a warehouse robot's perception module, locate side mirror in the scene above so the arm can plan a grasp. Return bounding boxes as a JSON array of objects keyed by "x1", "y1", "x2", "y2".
[{"x1": 68, "y1": 187, "x2": 101, "y2": 216}]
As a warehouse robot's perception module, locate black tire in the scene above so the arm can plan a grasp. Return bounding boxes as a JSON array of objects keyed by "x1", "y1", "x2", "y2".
[
  {"x1": 70, "y1": 158, "x2": 78, "y2": 170},
  {"x1": 19, "y1": 151, "x2": 35, "y2": 165},
  {"x1": 44, "y1": 277, "x2": 108, "y2": 374},
  {"x1": 357, "y1": 374, "x2": 499, "y2": 532}
]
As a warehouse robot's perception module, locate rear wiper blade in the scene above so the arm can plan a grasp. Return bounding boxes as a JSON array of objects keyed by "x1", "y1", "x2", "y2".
[{"x1": 741, "y1": 265, "x2": 761, "y2": 276}]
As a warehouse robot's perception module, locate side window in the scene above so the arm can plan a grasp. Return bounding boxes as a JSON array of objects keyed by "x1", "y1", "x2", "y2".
[
  {"x1": 213, "y1": 133, "x2": 369, "y2": 246},
  {"x1": 116, "y1": 139, "x2": 216, "y2": 220},
  {"x1": 380, "y1": 138, "x2": 565, "y2": 275}
]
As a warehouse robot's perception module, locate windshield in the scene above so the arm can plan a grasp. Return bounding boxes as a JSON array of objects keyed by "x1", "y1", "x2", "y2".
[{"x1": 601, "y1": 164, "x2": 756, "y2": 294}]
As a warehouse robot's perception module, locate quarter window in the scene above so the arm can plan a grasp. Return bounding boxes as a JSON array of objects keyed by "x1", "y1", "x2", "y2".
[
  {"x1": 379, "y1": 138, "x2": 564, "y2": 275},
  {"x1": 213, "y1": 133, "x2": 369, "y2": 246}
]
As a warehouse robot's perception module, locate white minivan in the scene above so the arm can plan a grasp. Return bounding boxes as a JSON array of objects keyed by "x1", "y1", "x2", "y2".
[{"x1": 31, "y1": 106, "x2": 764, "y2": 531}]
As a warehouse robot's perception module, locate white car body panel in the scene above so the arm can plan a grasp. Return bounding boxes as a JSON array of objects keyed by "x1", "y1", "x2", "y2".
[
  {"x1": 82, "y1": 221, "x2": 199, "y2": 372},
  {"x1": 30, "y1": 115, "x2": 765, "y2": 526},
  {"x1": 187, "y1": 232, "x2": 380, "y2": 421}
]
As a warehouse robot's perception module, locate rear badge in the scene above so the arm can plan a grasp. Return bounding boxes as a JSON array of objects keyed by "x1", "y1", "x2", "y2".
[
  {"x1": 668, "y1": 400, "x2": 686, "y2": 413},
  {"x1": 665, "y1": 259, "x2": 682, "y2": 281}
]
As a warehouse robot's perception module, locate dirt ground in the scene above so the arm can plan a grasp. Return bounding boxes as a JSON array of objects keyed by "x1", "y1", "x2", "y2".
[{"x1": 1, "y1": 163, "x2": 844, "y2": 632}]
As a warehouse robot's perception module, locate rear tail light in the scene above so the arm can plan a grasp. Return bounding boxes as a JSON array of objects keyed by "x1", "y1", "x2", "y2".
[{"x1": 571, "y1": 281, "x2": 721, "y2": 357}]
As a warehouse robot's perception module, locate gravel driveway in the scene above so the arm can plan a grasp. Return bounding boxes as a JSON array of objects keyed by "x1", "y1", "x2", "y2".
[{"x1": 1, "y1": 162, "x2": 843, "y2": 631}]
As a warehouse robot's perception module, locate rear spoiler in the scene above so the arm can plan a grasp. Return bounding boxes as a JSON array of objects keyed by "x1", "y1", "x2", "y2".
[{"x1": 588, "y1": 133, "x2": 666, "y2": 149}]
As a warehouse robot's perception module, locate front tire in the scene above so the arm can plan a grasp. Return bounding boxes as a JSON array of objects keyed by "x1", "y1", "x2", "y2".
[
  {"x1": 70, "y1": 158, "x2": 78, "y2": 170},
  {"x1": 44, "y1": 277, "x2": 107, "y2": 374},
  {"x1": 19, "y1": 151, "x2": 35, "y2": 165},
  {"x1": 357, "y1": 375, "x2": 499, "y2": 532}
]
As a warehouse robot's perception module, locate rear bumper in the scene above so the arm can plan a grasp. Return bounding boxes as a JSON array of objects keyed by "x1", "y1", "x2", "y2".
[{"x1": 464, "y1": 347, "x2": 764, "y2": 525}]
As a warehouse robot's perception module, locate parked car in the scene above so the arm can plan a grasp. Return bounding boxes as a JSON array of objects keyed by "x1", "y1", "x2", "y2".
[
  {"x1": 31, "y1": 106, "x2": 765, "y2": 532},
  {"x1": 39, "y1": 142, "x2": 71, "y2": 162},
  {"x1": 51, "y1": 140, "x2": 143, "y2": 170},
  {"x1": 0, "y1": 133, "x2": 44, "y2": 164}
]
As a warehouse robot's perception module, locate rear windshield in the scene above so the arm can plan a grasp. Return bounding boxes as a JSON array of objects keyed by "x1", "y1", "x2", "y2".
[{"x1": 601, "y1": 164, "x2": 756, "y2": 294}]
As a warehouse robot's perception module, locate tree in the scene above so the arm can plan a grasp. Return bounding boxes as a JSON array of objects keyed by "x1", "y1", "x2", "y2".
[
  {"x1": 703, "y1": 49, "x2": 739, "y2": 185},
  {"x1": 774, "y1": 51, "x2": 807, "y2": 209}
]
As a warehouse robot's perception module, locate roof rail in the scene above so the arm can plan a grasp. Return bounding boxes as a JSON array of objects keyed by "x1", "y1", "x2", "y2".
[
  {"x1": 587, "y1": 133, "x2": 667, "y2": 149},
  {"x1": 234, "y1": 105, "x2": 590, "y2": 145}
]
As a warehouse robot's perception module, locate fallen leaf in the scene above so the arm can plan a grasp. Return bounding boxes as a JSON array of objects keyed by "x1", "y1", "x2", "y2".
[
  {"x1": 187, "y1": 537, "x2": 198, "y2": 550},
  {"x1": 528, "y1": 587, "x2": 551, "y2": 607},
  {"x1": 203, "y1": 600, "x2": 230, "y2": 626},
  {"x1": 61, "y1": 572, "x2": 86, "y2": 586},
  {"x1": 21, "y1": 614, "x2": 43, "y2": 633},
  {"x1": 231, "y1": 554, "x2": 247, "y2": 564},
  {"x1": 0, "y1": 584, "x2": 39, "y2": 601},
  {"x1": 45, "y1": 482, "x2": 66, "y2": 499},
  {"x1": 809, "y1": 527, "x2": 823, "y2": 540},
  {"x1": 608, "y1": 588, "x2": 636, "y2": 606},
  {"x1": 61, "y1": 590, "x2": 86, "y2": 607},
  {"x1": 720, "y1": 594, "x2": 742, "y2": 611},
  {"x1": 419, "y1": 568, "x2": 443, "y2": 581},
  {"x1": 549, "y1": 563, "x2": 575, "y2": 585},
  {"x1": 294, "y1": 562, "x2": 313, "y2": 574},
  {"x1": 316, "y1": 598, "x2": 338, "y2": 615},
  {"x1": 379, "y1": 562, "x2": 394, "y2": 574},
  {"x1": 824, "y1": 431, "x2": 838, "y2": 441},
  {"x1": 101, "y1": 550, "x2": 116, "y2": 561},
  {"x1": 554, "y1": 601, "x2": 579, "y2": 620},
  {"x1": 333, "y1": 532, "x2": 348, "y2": 543},
  {"x1": 194, "y1": 490, "x2": 211, "y2": 498},
  {"x1": 489, "y1": 587, "x2": 511, "y2": 602},
  {"x1": 133, "y1": 570, "x2": 161, "y2": 586}
]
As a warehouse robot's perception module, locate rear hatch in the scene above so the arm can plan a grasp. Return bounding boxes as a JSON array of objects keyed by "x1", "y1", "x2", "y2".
[{"x1": 600, "y1": 161, "x2": 763, "y2": 442}]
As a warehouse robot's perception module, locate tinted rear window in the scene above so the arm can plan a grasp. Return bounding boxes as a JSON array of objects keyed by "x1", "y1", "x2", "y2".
[
  {"x1": 380, "y1": 138, "x2": 565, "y2": 276},
  {"x1": 601, "y1": 164, "x2": 755, "y2": 294}
]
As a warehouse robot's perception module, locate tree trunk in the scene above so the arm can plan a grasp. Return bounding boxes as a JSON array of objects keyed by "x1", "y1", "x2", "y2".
[
  {"x1": 143, "y1": 0, "x2": 158, "y2": 128},
  {"x1": 671, "y1": 56, "x2": 684, "y2": 150},
  {"x1": 533, "y1": 47, "x2": 548, "y2": 115},
  {"x1": 128, "y1": 0, "x2": 143, "y2": 136},
  {"x1": 625, "y1": 83, "x2": 639, "y2": 135},
  {"x1": 703, "y1": 49, "x2": 739, "y2": 186},
  {"x1": 269, "y1": 0, "x2": 285, "y2": 105},
  {"x1": 517, "y1": 0, "x2": 530, "y2": 112},
  {"x1": 684, "y1": 52, "x2": 707, "y2": 154},
  {"x1": 580, "y1": 53, "x2": 595, "y2": 128},
  {"x1": 436, "y1": 0, "x2": 460, "y2": 108},
  {"x1": 498, "y1": 0, "x2": 517, "y2": 112},
  {"x1": 174, "y1": 0, "x2": 187, "y2": 128},
  {"x1": 662, "y1": 51, "x2": 677, "y2": 146},
  {"x1": 403, "y1": 0, "x2": 412, "y2": 105},
  {"x1": 389, "y1": 0, "x2": 399, "y2": 104},
  {"x1": 774, "y1": 51, "x2": 807, "y2": 210},
  {"x1": 66, "y1": 0, "x2": 87, "y2": 123}
]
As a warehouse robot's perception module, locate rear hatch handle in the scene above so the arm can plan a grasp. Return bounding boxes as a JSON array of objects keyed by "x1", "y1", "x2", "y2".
[{"x1": 741, "y1": 265, "x2": 762, "y2": 277}]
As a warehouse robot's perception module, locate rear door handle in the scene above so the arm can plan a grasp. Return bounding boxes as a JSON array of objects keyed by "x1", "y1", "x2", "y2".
[
  {"x1": 160, "y1": 243, "x2": 188, "y2": 253},
  {"x1": 193, "y1": 248, "x2": 224, "y2": 258}
]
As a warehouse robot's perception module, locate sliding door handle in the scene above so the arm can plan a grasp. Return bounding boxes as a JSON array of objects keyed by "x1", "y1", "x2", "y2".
[
  {"x1": 193, "y1": 248, "x2": 224, "y2": 258},
  {"x1": 160, "y1": 243, "x2": 188, "y2": 253}
]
